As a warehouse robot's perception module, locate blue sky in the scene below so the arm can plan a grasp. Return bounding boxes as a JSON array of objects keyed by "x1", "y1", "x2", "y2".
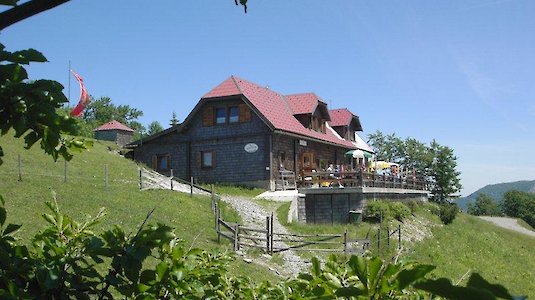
[{"x1": 2, "y1": 0, "x2": 534, "y2": 195}]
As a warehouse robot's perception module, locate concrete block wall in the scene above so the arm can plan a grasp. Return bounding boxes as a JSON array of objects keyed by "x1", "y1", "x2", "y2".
[
  {"x1": 297, "y1": 191, "x2": 365, "y2": 224},
  {"x1": 297, "y1": 188, "x2": 427, "y2": 224}
]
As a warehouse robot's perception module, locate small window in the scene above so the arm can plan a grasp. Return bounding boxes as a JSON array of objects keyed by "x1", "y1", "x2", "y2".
[
  {"x1": 229, "y1": 106, "x2": 239, "y2": 123},
  {"x1": 156, "y1": 154, "x2": 170, "y2": 171},
  {"x1": 202, "y1": 151, "x2": 214, "y2": 168},
  {"x1": 215, "y1": 108, "x2": 227, "y2": 124}
]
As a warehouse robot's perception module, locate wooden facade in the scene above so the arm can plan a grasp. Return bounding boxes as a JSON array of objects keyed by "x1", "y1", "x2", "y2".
[
  {"x1": 127, "y1": 76, "x2": 373, "y2": 190},
  {"x1": 130, "y1": 95, "x2": 355, "y2": 190}
]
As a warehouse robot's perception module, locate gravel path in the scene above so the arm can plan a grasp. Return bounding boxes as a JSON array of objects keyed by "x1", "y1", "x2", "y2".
[
  {"x1": 479, "y1": 216, "x2": 535, "y2": 238},
  {"x1": 141, "y1": 168, "x2": 209, "y2": 195},
  {"x1": 139, "y1": 169, "x2": 306, "y2": 276},
  {"x1": 220, "y1": 195, "x2": 307, "y2": 277}
]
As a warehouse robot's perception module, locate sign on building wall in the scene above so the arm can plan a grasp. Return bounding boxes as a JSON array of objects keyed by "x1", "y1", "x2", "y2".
[
  {"x1": 244, "y1": 143, "x2": 259, "y2": 153},
  {"x1": 299, "y1": 139, "x2": 308, "y2": 146}
]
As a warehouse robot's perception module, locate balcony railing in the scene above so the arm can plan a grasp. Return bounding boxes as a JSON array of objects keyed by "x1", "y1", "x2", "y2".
[{"x1": 298, "y1": 170, "x2": 428, "y2": 191}]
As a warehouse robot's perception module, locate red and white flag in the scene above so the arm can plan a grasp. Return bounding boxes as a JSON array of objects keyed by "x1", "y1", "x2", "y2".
[{"x1": 70, "y1": 70, "x2": 90, "y2": 117}]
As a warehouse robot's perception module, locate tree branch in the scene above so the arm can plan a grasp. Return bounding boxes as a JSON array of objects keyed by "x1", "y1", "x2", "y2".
[{"x1": 0, "y1": 0, "x2": 70, "y2": 31}]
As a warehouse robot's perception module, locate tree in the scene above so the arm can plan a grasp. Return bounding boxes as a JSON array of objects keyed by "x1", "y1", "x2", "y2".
[
  {"x1": 368, "y1": 131, "x2": 462, "y2": 202},
  {"x1": 0, "y1": 0, "x2": 249, "y2": 31},
  {"x1": 367, "y1": 130, "x2": 400, "y2": 163},
  {"x1": 502, "y1": 190, "x2": 535, "y2": 227},
  {"x1": 0, "y1": 0, "x2": 70, "y2": 31},
  {"x1": 428, "y1": 140, "x2": 462, "y2": 202},
  {"x1": 147, "y1": 121, "x2": 163, "y2": 136},
  {"x1": 467, "y1": 193, "x2": 502, "y2": 216},
  {"x1": 83, "y1": 96, "x2": 143, "y2": 129},
  {"x1": 169, "y1": 111, "x2": 179, "y2": 127}
]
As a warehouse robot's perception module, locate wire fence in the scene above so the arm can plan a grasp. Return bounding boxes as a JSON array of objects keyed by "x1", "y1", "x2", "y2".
[{"x1": 0, "y1": 154, "x2": 140, "y2": 188}]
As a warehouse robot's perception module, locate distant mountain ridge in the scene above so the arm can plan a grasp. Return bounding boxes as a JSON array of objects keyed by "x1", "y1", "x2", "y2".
[{"x1": 458, "y1": 180, "x2": 535, "y2": 209}]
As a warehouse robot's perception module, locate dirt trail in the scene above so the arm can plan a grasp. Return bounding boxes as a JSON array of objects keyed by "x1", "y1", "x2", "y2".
[
  {"x1": 479, "y1": 216, "x2": 535, "y2": 238},
  {"x1": 140, "y1": 168, "x2": 209, "y2": 195},
  {"x1": 139, "y1": 169, "x2": 306, "y2": 276},
  {"x1": 220, "y1": 195, "x2": 307, "y2": 277}
]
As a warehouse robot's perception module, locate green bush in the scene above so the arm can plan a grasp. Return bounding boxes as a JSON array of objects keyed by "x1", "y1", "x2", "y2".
[
  {"x1": 365, "y1": 200, "x2": 411, "y2": 222},
  {"x1": 364, "y1": 200, "x2": 390, "y2": 221},
  {"x1": 390, "y1": 201, "x2": 411, "y2": 221},
  {"x1": 405, "y1": 200, "x2": 420, "y2": 213},
  {"x1": 437, "y1": 203, "x2": 458, "y2": 225}
]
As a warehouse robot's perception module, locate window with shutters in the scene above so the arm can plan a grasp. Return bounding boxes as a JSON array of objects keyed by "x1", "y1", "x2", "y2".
[
  {"x1": 201, "y1": 151, "x2": 214, "y2": 168},
  {"x1": 204, "y1": 103, "x2": 251, "y2": 126}
]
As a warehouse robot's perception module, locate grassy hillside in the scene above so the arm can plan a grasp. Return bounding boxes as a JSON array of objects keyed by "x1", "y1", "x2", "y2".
[
  {"x1": 407, "y1": 212, "x2": 535, "y2": 297},
  {"x1": 275, "y1": 200, "x2": 535, "y2": 297},
  {"x1": 0, "y1": 134, "x2": 278, "y2": 282},
  {"x1": 458, "y1": 180, "x2": 535, "y2": 209}
]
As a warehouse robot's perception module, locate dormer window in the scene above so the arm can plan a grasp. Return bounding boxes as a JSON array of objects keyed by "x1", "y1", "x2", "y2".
[
  {"x1": 215, "y1": 108, "x2": 227, "y2": 124},
  {"x1": 229, "y1": 106, "x2": 239, "y2": 123},
  {"x1": 203, "y1": 103, "x2": 252, "y2": 126},
  {"x1": 310, "y1": 116, "x2": 326, "y2": 133}
]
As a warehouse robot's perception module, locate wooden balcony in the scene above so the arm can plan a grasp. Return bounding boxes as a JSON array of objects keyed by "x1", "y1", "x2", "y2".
[{"x1": 298, "y1": 170, "x2": 428, "y2": 191}]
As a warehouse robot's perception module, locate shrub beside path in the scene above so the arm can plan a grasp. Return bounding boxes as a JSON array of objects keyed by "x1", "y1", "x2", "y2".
[{"x1": 479, "y1": 216, "x2": 535, "y2": 238}]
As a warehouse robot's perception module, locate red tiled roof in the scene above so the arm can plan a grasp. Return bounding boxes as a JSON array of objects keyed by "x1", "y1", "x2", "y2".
[
  {"x1": 286, "y1": 93, "x2": 322, "y2": 114},
  {"x1": 329, "y1": 108, "x2": 353, "y2": 127},
  {"x1": 202, "y1": 76, "x2": 356, "y2": 149},
  {"x1": 94, "y1": 120, "x2": 134, "y2": 132},
  {"x1": 202, "y1": 77, "x2": 242, "y2": 98}
]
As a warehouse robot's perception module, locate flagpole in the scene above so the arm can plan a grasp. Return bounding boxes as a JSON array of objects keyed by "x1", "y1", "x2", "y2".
[{"x1": 68, "y1": 60, "x2": 71, "y2": 106}]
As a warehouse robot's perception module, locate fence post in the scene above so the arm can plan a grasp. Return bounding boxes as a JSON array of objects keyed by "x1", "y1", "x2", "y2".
[
  {"x1": 64, "y1": 160, "x2": 67, "y2": 183},
  {"x1": 170, "y1": 169, "x2": 174, "y2": 191},
  {"x1": 211, "y1": 185, "x2": 215, "y2": 212},
  {"x1": 266, "y1": 216, "x2": 270, "y2": 254},
  {"x1": 216, "y1": 205, "x2": 221, "y2": 244},
  {"x1": 344, "y1": 229, "x2": 348, "y2": 254},
  {"x1": 270, "y1": 212, "x2": 274, "y2": 255},
  {"x1": 387, "y1": 227, "x2": 390, "y2": 247},
  {"x1": 214, "y1": 203, "x2": 218, "y2": 230},
  {"x1": 377, "y1": 228, "x2": 381, "y2": 254},
  {"x1": 190, "y1": 176, "x2": 193, "y2": 197},
  {"x1": 398, "y1": 224, "x2": 401, "y2": 249},
  {"x1": 139, "y1": 169, "x2": 143, "y2": 190},
  {"x1": 233, "y1": 224, "x2": 239, "y2": 251},
  {"x1": 17, "y1": 154, "x2": 22, "y2": 181},
  {"x1": 104, "y1": 164, "x2": 109, "y2": 190}
]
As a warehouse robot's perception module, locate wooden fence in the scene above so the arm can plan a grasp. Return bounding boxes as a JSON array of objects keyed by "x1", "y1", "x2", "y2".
[
  {"x1": 4, "y1": 154, "x2": 137, "y2": 188},
  {"x1": 213, "y1": 202, "x2": 400, "y2": 256},
  {"x1": 139, "y1": 168, "x2": 212, "y2": 196}
]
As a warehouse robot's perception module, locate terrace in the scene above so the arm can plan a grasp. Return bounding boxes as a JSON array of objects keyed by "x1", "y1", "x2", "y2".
[{"x1": 299, "y1": 170, "x2": 428, "y2": 191}]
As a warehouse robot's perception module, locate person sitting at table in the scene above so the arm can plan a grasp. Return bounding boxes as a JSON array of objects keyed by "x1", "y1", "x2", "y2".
[
  {"x1": 327, "y1": 164, "x2": 344, "y2": 188},
  {"x1": 327, "y1": 164, "x2": 335, "y2": 177}
]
